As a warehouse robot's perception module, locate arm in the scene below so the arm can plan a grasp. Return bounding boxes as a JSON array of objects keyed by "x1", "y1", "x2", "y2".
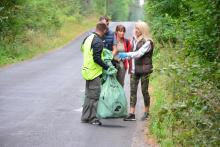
[
  {"x1": 92, "y1": 41, "x2": 109, "y2": 70},
  {"x1": 127, "y1": 40, "x2": 152, "y2": 59},
  {"x1": 112, "y1": 33, "x2": 118, "y2": 56},
  {"x1": 112, "y1": 44, "x2": 118, "y2": 56}
]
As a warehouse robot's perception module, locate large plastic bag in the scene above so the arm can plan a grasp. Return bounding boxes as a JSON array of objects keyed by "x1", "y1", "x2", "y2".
[
  {"x1": 97, "y1": 49, "x2": 127, "y2": 118},
  {"x1": 101, "y1": 48, "x2": 114, "y2": 83},
  {"x1": 97, "y1": 76, "x2": 127, "y2": 118}
]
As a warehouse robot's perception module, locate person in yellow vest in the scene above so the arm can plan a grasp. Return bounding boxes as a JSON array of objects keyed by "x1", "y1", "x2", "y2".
[{"x1": 81, "y1": 22, "x2": 116, "y2": 125}]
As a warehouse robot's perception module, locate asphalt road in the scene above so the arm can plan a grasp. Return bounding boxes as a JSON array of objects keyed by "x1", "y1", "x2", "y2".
[{"x1": 0, "y1": 22, "x2": 149, "y2": 147}]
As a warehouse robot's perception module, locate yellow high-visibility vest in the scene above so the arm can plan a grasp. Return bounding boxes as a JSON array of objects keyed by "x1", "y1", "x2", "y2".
[{"x1": 81, "y1": 34, "x2": 103, "y2": 80}]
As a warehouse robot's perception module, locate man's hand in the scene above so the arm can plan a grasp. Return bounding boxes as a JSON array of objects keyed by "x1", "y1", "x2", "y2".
[{"x1": 106, "y1": 66, "x2": 117, "y2": 75}]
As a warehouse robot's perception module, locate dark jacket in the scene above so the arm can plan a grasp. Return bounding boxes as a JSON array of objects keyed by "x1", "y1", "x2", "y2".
[
  {"x1": 82, "y1": 32, "x2": 109, "y2": 70},
  {"x1": 103, "y1": 30, "x2": 115, "y2": 51},
  {"x1": 129, "y1": 38, "x2": 154, "y2": 74}
]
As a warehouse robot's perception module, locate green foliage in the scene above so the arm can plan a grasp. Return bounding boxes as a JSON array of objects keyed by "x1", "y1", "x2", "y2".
[
  {"x1": 79, "y1": 0, "x2": 132, "y2": 20},
  {"x1": 128, "y1": 1, "x2": 144, "y2": 21},
  {"x1": 0, "y1": 0, "x2": 61, "y2": 37},
  {"x1": 92, "y1": 0, "x2": 107, "y2": 15},
  {"x1": 106, "y1": 0, "x2": 132, "y2": 21},
  {"x1": 0, "y1": 0, "x2": 110, "y2": 65},
  {"x1": 0, "y1": 0, "x2": 73, "y2": 64},
  {"x1": 24, "y1": 0, "x2": 62, "y2": 31},
  {"x1": 145, "y1": 0, "x2": 220, "y2": 146},
  {"x1": 146, "y1": 0, "x2": 220, "y2": 61}
]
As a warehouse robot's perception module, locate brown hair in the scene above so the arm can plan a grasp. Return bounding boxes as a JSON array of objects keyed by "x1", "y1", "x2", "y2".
[
  {"x1": 115, "y1": 25, "x2": 126, "y2": 33},
  {"x1": 99, "y1": 16, "x2": 110, "y2": 22},
  {"x1": 96, "y1": 22, "x2": 107, "y2": 32}
]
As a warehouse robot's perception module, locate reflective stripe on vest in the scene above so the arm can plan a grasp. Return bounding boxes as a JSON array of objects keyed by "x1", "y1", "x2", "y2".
[{"x1": 81, "y1": 34, "x2": 103, "y2": 80}]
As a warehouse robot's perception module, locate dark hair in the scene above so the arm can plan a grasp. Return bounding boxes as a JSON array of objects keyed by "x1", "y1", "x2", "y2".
[
  {"x1": 99, "y1": 16, "x2": 109, "y2": 22},
  {"x1": 96, "y1": 22, "x2": 107, "y2": 32},
  {"x1": 115, "y1": 25, "x2": 126, "y2": 32}
]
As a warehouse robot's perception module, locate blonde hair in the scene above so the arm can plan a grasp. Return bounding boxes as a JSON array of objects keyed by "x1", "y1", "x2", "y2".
[{"x1": 135, "y1": 21, "x2": 152, "y2": 41}]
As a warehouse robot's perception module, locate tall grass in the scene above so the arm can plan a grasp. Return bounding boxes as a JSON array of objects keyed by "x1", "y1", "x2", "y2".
[
  {"x1": 149, "y1": 43, "x2": 175, "y2": 146},
  {"x1": 0, "y1": 17, "x2": 97, "y2": 66}
]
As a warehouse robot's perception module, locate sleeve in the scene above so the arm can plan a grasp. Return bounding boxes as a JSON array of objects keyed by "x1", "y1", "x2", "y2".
[
  {"x1": 113, "y1": 33, "x2": 117, "y2": 45},
  {"x1": 92, "y1": 39, "x2": 109, "y2": 70},
  {"x1": 126, "y1": 40, "x2": 152, "y2": 59}
]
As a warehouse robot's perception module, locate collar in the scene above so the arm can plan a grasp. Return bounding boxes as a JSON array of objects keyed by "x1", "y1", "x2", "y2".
[{"x1": 93, "y1": 32, "x2": 102, "y2": 38}]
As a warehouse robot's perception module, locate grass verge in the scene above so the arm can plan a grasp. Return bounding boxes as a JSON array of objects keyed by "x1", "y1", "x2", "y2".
[
  {"x1": 0, "y1": 16, "x2": 97, "y2": 66},
  {"x1": 148, "y1": 51, "x2": 174, "y2": 147}
]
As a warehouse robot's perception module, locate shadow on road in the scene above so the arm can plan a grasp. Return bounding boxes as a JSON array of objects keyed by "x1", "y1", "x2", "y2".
[{"x1": 100, "y1": 124, "x2": 127, "y2": 128}]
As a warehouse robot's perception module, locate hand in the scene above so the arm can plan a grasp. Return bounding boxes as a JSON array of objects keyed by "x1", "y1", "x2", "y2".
[
  {"x1": 118, "y1": 52, "x2": 128, "y2": 59},
  {"x1": 106, "y1": 66, "x2": 117, "y2": 75}
]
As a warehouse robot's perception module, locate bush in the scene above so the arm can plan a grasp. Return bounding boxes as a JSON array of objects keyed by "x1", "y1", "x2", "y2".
[{"x1": 145, "y1": 0, "x2": 220, "y2": 146}]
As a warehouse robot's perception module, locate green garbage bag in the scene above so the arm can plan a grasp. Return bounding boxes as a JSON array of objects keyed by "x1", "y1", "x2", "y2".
[
  {"x1": 97, "y1": 48, "x2": 127, "y2": 118},
  {"x1": 97, "y1": 75, "x2": 127, "y2": 118},
  {"x1": 101, "y1": 48, "x2": 114, "y2": 83},
  {"x1": 102, "y1": 48, "x2": 113, "y2": 61}
]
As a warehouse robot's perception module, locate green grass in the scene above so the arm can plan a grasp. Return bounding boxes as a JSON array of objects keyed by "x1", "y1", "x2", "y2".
[
  {"x1": 0, "y1": 16, "x2": 97, "y2": 66},
  {"x1": 148, "y1": 50, "x2": 175, "y2": 146},
  {"x1": 149, "y1": 75, "x2": 174, "y2": 147}
]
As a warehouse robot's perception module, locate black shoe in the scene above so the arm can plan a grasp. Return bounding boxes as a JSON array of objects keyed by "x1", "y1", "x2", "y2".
[
  {"x1": 90, "y1": 120, "x2": 102, "y2": 125},
  {"x1": 81, "y1": 120, "x2": 89, "y2": 123},
  {"x1": 123, "y1": 113, "x2": 136, "y2": 121},
  {"x1": 141, "y1": 112, "x2": 149, "y2": 121}
]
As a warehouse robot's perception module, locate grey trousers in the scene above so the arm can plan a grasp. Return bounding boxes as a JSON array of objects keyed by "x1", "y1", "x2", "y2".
[{"x1": 81, "y1": 76, "x2": 101, "y2": 122}]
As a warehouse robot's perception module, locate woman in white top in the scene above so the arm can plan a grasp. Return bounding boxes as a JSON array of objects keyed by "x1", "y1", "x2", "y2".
[{"x1": 119, "y1": 21, "x2": 154, "y2": 121}]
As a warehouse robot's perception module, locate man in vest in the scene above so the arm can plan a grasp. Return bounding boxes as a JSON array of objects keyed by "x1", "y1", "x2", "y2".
[{"x1": 81, "y1": 22, "x2": 116, "y2": 125}]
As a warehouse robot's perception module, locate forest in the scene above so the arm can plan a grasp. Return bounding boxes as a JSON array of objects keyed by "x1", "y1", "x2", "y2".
[{"x1": 144, "y1": 0, "x2": 220, "y2": 146}]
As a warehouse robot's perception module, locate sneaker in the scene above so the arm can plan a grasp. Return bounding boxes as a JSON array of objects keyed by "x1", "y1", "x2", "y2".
[
  {"x1": 90, "y1": 120, "x2": 102, "y2": 125},
  {"x1": 141, "y1": 112, "x2": 149, "y2": 121},
  {"x1": 81, "y1": 120, "x2": 89, "y2": 123},
  {"x1": 123, "y1": 113, "x2": 136, "y2": 121}
]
